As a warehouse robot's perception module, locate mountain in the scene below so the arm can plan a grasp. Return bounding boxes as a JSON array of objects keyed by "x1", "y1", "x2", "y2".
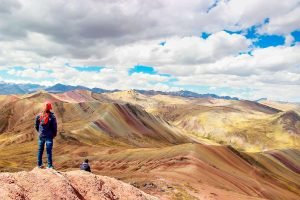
[
  {"x1": 18, "y1": 83, "x2": 45, "y2": 93},
  {"x1": 137, "y1": 89, "x2": 239, "y2": 100},
  {"x1": 91, "y1": 87, "x2": 116, "y2": 93},
  {"x1": 0, "y1": 90, "x2": 194, "y2": 147},
  {"x1": 103, "y1": 90, "x2": 300, "y2": 151},
  {"x1": 0, "y1": 83, "x2": 45, "y2": 94},
  {"x1": 45, "y1": 83, "x2": 91, "y2": 93},
  {"x1": 0, "y1": 83, "x2": 24, "y2": 94},
  {"x1": 0, "y1": 82, "x2": 239, "y2": 100},
  {"x1": 256, "y1": 97, "x2": 267, "y2": 102},
  {"x1": 2, "y1": 145, "x2": 300, "y2": 200},
  {"x1": 274, "y1": 111, "x2": 300, "y2": 135},
  {"x1": 1, "y1": 90, "x2": 299, "y2": 151},
  {"x1": 0, "y1": 90, "x2": 300, "y2": 199},
  {"x1": 168, "y1": 90, "x2": 239, "y2": 100},
  {"x1": 46, "y1": 83, "x2": 117, "y2": 94},
  {"x1": 258, "y1": 99, "x2": 300, "y2": 112}
]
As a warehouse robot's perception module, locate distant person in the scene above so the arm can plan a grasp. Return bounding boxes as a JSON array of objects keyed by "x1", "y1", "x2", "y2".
[
  {"x1": 80, "y1": 159, "x2": 91, "y2": 172},
  {"x1": 35, "y1": 102, "x2": 57, "y2": 169}
]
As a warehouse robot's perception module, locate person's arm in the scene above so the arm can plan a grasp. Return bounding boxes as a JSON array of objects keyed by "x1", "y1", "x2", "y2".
[
  {"x1": 51, "y1": 114, "x2": 57, "y2": 138},
  {"x1": 87, "y1": 165, "x2": 91, "y2": 172},
  {"x1": 35, "y1": 115, "x2": 40, "y2": 132}
]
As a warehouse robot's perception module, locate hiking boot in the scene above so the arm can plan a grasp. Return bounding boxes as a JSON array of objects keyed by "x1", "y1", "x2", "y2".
[
  {"x1": 47, "y1": 165, "x2": 54, "y2": 169},
  {"x1": 38, "y1": 165, "x2": 45, "y2": 169}
]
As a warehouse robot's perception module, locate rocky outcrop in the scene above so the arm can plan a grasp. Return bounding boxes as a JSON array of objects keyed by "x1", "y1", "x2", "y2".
[
  {"x1": 0, "y1": 168, "x2": 158, "y2": 200},
  {"x1": 275, "y1": 110, "x2": 300, "y2": 134}
]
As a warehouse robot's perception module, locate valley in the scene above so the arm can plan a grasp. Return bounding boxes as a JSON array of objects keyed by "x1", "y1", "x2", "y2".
[{"x1": 0, "y1": 90, "x2": 300, "y2": 199}]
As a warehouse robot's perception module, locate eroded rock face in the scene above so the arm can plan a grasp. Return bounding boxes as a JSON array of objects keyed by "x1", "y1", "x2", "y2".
[{"x1": 0, "y1": 168, "x2": 158, "y2": 200}]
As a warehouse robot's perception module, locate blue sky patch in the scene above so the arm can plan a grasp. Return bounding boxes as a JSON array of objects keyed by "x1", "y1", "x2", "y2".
[
  {"x1": 128, "y1": 65, "x2": 174, "y2": 79},
  {"x1": 12, "y1": 66, "x2": 26, "y2": 70},
  {"x1": 291, "y1": 31, "x2": 300, "y2": 42},
  {"x1": 129, "y1": 65, "x2": 157, "y2": 75},
  {"x1": 159, "y1": 41, "x2": 166, "y2": 46},
  {"x1": 73, "y1": 66, "x2": 104, "y2": 72},
  {"x1": 224, "y1": 30, "x2": 243, "y2": 35},
  {"x1": 159, "y1": 73, "x2": 172, "y2": 77},
  {"x1": 201, "y1": 32, "x2": 211, "y2": 39},
  {"x1": 243, "y1": 19, "x2": 285, "y2": 48},
  {"x1": 245, "y1": 25, "x2": 258, "y2": 39},
  {"x1": 254, "y1": 35, "x2": 285, "y2": 48}
]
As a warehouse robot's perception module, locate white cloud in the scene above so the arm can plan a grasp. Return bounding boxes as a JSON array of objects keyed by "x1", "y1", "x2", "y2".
[
  {"x1": 8, "y1": 68, "x2": 52, "y2": 79},
  {"x1": 259, "y1": 6, "x2": 300, "y2": 35},
  {"x1": 4, "y1": 66, "x2": 177, "y2": 92},
  {"x1": 196, "y1": 45, "x2": 300, "y2": 75},
  {"x1": 203, "y1": 0, "x2": 299, "y2": 32},
  {"x1": 0, "y1": 0, "x2": 298, "y2": 67},
  {"x1": 174, "y1": 73, "x2": 300, "y2": 101},
  {"x1": 3, "y1": 31, "x2": 300, "y2": 101},
  {"x1": 250, "y1": 84, "x2": 300, "y2": 102},
  {"x1": 103, "y1": 31, "x2": 250, "y2": 73},
  {"x1": 285, "y1": 34, "x2": 295, "y2": 46},
  {"x1": 0, "y1": 0, "x2": 300, "y2": 101}
]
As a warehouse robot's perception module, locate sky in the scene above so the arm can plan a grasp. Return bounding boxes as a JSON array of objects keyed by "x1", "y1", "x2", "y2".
[{"x1": 0, "y1": 0, "x2": 300, "y2": 101}]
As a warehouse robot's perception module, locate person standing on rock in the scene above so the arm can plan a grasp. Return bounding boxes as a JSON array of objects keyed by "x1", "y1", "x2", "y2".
[
  {"x1": 80, "y1": 159, "x2": 91, "y2": 172},
  {"x1": 35, "y1": 102, "x2": 57, "y2": 169}
]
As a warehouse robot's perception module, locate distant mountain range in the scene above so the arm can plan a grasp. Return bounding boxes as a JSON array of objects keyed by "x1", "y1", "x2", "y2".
[
  {"x1": 136, "y1": 89, "x2": 239, "y2": 100},
  {"x1": 0, "y1": 82, "x2": 238, "y2": 100},
  {"x1": 45, "y1": 83, "x2": 114, "y2": 93},
  {"x1": 0, "y1": 82, "x2": 45, "y2": 95},
  {"x1": 255, "y1": 98, "x2": 268, "y2": 102},
  {"x1": 0, "y1": 83, "x2": 114, "y2": 95}
]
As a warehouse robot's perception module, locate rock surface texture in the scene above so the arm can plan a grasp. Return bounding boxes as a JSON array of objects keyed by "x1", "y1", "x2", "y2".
[{"x1": 0, "y1": 168, "x2": 158, "y2": 200}]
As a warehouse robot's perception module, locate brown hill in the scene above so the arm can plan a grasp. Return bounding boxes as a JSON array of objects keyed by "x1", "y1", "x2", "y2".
[
  {"x1": 274, "y1": 111, "x2": 300, "y2": 135},
  {"x1": 138, "y1": 95, "x2": 299, "y2": 151},
  {"x1": 258, "y1": 99, "x2": 300, "y2": 112},
  {"x1": 1, "y1": 141, "x2": 300, "y2": 200},
  {"x1": 2, "y1": 143, "x2": 300, "y2": 199},
  {"x1": 0, "y1": 167, "x2": 157, "y2": 200},
  {"x1": 236, "y1": 100, "x2": 282, "y2": 114},
  {"x1": 0, "y1": 91, "x2": 194, "y2": 148},
  {"x1": 83, "y1": 143, "x2": 300, "y2": 200},
  {"x1": 1, "y1": 90, "x2": 300, "y2": 199}
]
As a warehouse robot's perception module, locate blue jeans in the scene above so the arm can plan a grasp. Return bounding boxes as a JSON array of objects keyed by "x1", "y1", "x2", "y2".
[{"x1": 37, "y1": 137, "x2": 53, "y2": 167}]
